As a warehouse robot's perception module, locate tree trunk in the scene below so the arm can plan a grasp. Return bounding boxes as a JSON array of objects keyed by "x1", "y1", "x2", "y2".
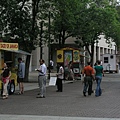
[
  {"x1": 85, "y1": 42, "x2": 94, "y2": 66},
  {"x1": 24, "y1": 55, "x2": 31, "y2": 82},
  {"x1": 90, "y1": 43, "x2": 94, "y2": 66},
  {"x1": 62, "y1": 30, "x2": 65, "y2": 44}
]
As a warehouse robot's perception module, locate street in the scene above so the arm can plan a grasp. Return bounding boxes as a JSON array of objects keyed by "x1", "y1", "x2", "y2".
[{"x1": 0, "y1": 73, "x2": 120, "y2": 120}]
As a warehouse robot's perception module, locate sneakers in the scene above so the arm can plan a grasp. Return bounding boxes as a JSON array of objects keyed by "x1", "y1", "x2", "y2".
[
  {"x1": 2, "y1": 95, "x2": 8, "y2": 99},
  {"x1": 36, "y1": 95, "x2": 45, "y2": 98},
  {"x1": 83, "y1": 92, "x2": 86, "y2": 97},
  {"x1": 56, "y1": 90, "x2": 62, "y2": 92}
]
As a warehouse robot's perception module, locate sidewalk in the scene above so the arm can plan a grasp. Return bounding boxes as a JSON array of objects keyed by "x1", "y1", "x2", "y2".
[
  {"x1": 1, "y1": 72, "x2": 120, "y2": 119},
  {"x1": 15, "y1": 71, "x2": 74, "y2": 92},
  {"x1": 16, "y1": 71, "x2": 120, "y2": 92},
  {"x1": 0, "y1": 114, "x2": 119, "y2": 120}
]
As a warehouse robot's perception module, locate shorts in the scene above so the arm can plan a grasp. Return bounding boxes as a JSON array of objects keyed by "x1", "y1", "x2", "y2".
[{"x1": 17, "y1": 77, "x2": 24, "y2": 83}]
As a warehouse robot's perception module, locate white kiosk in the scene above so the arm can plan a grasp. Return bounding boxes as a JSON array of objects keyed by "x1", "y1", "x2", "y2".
[{"x1": 102, "y1": 54, "x2": 117, "y2": 73}]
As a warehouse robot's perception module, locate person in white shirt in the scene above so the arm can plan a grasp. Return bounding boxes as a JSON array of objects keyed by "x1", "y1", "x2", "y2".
[
  {"x1": 56, "y1": 63, "x2": 64, "y2": 92},
  {"x1": 36, "y1": 59, "x2": 47, "y2": 98},
  {"x1": 50, "y1": 60, "x2": 54, "y2": 72}
]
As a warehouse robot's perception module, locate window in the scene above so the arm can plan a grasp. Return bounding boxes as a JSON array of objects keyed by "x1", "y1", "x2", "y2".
[{"x1": 104, "y1": 57, "x2": 108, "y2": 63}]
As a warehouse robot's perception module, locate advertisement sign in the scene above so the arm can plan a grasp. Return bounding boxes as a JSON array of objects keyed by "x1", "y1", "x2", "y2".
[
  {"x1": 73, "y1": 50, "x2": 80, "y2": 62},
  {"x1": 64, "y1": 50, "x2": 72, "y2": 66},
  {"x1": 49, "y1": 77, "x2": 57, "y2": 86},
  {"x1": 0, "y1": 42, "x2": 18, "y2": 50},
  {"x1": 57, "y1": 50, "x2": 63, "y2": 63}
]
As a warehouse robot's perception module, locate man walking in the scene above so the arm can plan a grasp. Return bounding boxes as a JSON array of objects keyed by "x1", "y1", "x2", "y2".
[
  {"x1": 36, "y1": 59, "x2": 47, "y2": 98},
  {"x1": 82, "y1": 62, "x2": 95, "y2": 96},
  {"x1": 17, "y1": 58, "x2": 25, "y2": 94}
]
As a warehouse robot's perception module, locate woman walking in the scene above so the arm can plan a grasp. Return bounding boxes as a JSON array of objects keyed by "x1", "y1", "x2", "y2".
[
  {"x1": 1, "y1": 63, "x2": 11, "y2": 99},
  {"x1": 94, "y1": 60, "x2": 104, "y2": 97}
]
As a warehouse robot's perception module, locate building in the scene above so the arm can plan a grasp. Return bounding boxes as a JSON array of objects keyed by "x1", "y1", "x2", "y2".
[{"x1": 30, "y1": 34, "x2": 117, "y2": 71}]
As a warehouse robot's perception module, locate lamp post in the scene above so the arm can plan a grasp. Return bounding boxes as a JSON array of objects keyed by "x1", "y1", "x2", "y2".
[
  {"x1": 48, "y1": 10, "x2": 51, "y2": 79},
  {"x1": 40, "y1": 21, "x2": 44, "y2": 60},
  {"x1": 96, "y1": 41, "x2": 98, "y2": 61},
  {"x1": 115, "y1": 44, "x2": 117, "y2": 54}
]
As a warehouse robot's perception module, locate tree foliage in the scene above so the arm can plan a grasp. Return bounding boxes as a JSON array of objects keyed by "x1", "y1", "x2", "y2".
[
  {"x1": 0, "y1": 0, "x2": 120, "y2": 65},
  {"x1": 0, "y1": 0, "x2": 37, "y2": 52},
  {"x1": 50, "y1": 0, "x2": 120, "y2": 63}
]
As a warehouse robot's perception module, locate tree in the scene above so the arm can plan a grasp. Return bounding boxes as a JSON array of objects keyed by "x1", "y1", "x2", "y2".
[
  {"x1": 0, "y1": 0, "x2": 40, "y2": 81},
  {"x1": 72, "y1": 0, "x2": 120, "y2": 64},
  {"x1": 50, "y1": 0, "x2": 79, "y2": 45}
]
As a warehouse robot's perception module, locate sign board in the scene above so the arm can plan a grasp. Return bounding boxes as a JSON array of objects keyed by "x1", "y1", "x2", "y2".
[
  {"x1": 57, "y1": 50, "x2": 63, "y2": 63},
  {"x1": 73, "y1": 50, "x2": 80, "y2": 62},
  {"x1": 49, "y1": 77, "x2": 57, "y2": 86},
  {"x1": 0, "y1": 42, "x2": 18, "y2": 50}
]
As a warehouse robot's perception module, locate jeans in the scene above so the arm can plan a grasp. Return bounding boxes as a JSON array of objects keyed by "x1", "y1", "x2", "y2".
[
  {"x1": 83, "y1": 76, "x2": 92, "y2": 95},
  {"x1": 95, "y1": 76, "x2": 102, "y2": 96}
]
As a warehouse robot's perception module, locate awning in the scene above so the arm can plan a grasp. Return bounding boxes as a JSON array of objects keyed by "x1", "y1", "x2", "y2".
[
  {"x1": 2, "y1": 49, "x2": 31, "y2": 55},
  {"x1": 0, "y1": 42, "x2": 31, "y2": 55}
]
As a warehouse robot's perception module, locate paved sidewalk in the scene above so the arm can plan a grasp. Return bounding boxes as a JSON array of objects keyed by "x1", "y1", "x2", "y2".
[
  {"x1": 15, "y1": 71, "x2": 73, "y2": 92},
  {"x1": 15, "y1": 72, "x2": 120, "y2": 92},
  {"x1": 0, "y1": 114, "x2": 120, "y2": 120},
  {"x1": 2, "y1": 72, "x2": 120, "y2": 120}
]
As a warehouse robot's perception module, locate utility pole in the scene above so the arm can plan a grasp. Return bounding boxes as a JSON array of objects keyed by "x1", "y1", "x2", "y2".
[
  {"x1": 48, "y1": 11, "x2": 51, "y2": 79},
  {"x1": 40, "y1": 21, "x2": 44, "y2": 60}
]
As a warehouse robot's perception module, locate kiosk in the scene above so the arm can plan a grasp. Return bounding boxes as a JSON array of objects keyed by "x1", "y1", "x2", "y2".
[
  {"x1": 57, "y1": 47, "x2": 81, "y2": 80},
  {"x1": 0, "y1": 42, "x2": 31, "y2": 95}
]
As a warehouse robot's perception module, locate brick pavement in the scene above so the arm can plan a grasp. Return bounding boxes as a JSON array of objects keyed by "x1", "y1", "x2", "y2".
[{"x1": 1, "y1": 73, "x2": 120, "y2": 120}]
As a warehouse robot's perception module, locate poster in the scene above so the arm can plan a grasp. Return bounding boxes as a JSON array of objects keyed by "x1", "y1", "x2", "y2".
[
  {"x1": 64, "y1": 50, "x2": 72, "y2": 66},
  {"x1": 73, "y1": 50, "x2": 80, "y2": 62},
  {"x1": 49, "y1": 77, "x2": 57, "y2": 86}
]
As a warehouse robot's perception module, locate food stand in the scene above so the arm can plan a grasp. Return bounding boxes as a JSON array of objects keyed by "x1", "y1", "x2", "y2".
[
  {"x1": 0, "y1": 42, "x2": 31, "y2": 95},
  {"x1": 57, "y1": 47, "x2": 81, "y2": 80}
]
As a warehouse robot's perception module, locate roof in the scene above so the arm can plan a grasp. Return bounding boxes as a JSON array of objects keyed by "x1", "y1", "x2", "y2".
[{"x1": 3, "y1": 49, "x2": 31, "y2": 55}]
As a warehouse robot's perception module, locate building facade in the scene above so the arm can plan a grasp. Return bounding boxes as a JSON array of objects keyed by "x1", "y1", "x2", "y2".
[{"x1": 30, "y1": 35, "x2": 116, "y2": 71}]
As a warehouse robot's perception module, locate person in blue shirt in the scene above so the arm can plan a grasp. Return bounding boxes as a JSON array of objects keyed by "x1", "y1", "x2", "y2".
[{"x1": 17, "y1": 58, "x2": 25, "y2": 94}]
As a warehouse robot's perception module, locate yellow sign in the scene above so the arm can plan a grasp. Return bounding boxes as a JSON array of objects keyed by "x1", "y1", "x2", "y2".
[
  {"x1": 0, "y1": 42, "x2": 18, "y2": 50},
  {"x1": 73, "y1": 50, "x2": 80, "y2": 62},
  {"x1": 57, "y1": 50, "x2": 63, "y2": 63}
]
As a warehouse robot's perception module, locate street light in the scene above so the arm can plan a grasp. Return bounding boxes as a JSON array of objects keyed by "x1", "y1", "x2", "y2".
[
  {"x1": 48, "y1": 10, "x2": 51, "y2": 79},
  {"x1": 39, "y1": 21, "x2": 44, "y2": 60},
  {"x1": 96, "y1": 40, "x2": 98, "y2": 61}
]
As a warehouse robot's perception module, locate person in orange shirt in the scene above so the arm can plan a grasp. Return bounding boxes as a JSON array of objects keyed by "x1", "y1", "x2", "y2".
[{"x1": 82, "y1": 62, "x2": 95, "y2": 96}]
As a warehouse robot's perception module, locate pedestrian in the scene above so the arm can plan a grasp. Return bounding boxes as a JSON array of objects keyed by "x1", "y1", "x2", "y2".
[
  {"x1": 17, "y1": 57, "x2": 25, "y2": 95},
  {"x1": 94, "y1": 60, "x2": 104, "y2": 97},
  {"x1": 68, "y1": 61, "x2": 75, "y2": 81},
  {"x1": 56, "y1": 63, "x2": 64, "y2": 92},
  {"x1": 1, "y1": 63, "x2": 11, "y2": 99},
  {"x1": 50, "y1": 60, "x2": 54, "y2": 71},
  {"x1": 82, "y1": 62, "x2": 95, "y2": 97},
  {"x1": 36, "y1": 59, "x2": 47, "y2": 98},
  {"x1": 64, "y1": 64, "x2": 69, "y2": 80}
]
